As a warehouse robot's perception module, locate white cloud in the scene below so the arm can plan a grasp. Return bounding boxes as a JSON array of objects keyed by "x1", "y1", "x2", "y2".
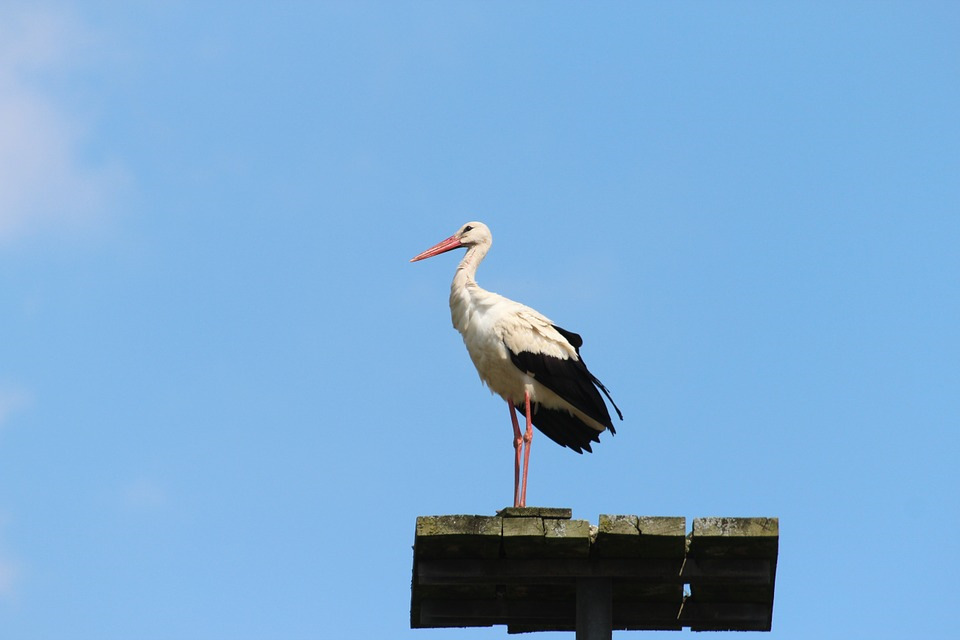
[
  {"x1": 0, "y1": 388, "x2": 30, "y2": 601},
  {"x1": 0, "y1": 515, "x2": 18, "y2": 602},
  {"x1": 0, "y1": 554, "x2": 16, "y2": 602},
  {"x1": 122, "y1": 477, "x2": 168, "y2": 511},
  {"x1": 0, "y1": 384, "x2": 29, "y2": 601},
  {"x1": 0, "y1": 6, "x2": 124, "y2": 244},
  {"x1": 0, "y1": 386, "x2": 31, "y2": 431}
]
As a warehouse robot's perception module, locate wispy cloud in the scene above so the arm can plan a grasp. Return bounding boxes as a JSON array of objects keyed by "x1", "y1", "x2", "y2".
[
  {"x1": 0, "y1": 6, "x2": 125, "y2": 244},
  {"x1": 0, "y1": 555, "x2": 16, "y2": 602},
  {"x1": 0, "y1": 386, "x2": 31, "y2": 432},
  {"x1": 122, "y1": 477, "x2": 169, "y2": 511},
  {"x1": 0, "y1": 515, "x2": 18, "y2": 602},
  {"x1": 0, "y1": 388, "x2": 30, "y2": 601}
]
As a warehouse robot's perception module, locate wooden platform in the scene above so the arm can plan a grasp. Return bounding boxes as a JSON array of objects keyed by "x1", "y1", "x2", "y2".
[{"x1": 411, "y1": 508, "x2": 778, "y2": 633}]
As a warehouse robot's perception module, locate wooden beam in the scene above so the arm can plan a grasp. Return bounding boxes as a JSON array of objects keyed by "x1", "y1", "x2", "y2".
[{"x1": 418, "y1": 557, "x2": 684, "y2": 584}]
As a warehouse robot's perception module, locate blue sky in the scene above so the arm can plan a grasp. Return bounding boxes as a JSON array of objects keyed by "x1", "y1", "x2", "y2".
[{"x1": 1, "y1": 2, "x2": 957, "y2": 638}]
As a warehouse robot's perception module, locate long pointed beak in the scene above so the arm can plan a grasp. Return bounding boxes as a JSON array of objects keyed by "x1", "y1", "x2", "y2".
[{"x1": 410, "y1": 235, "x2": 463, "y2": 262}]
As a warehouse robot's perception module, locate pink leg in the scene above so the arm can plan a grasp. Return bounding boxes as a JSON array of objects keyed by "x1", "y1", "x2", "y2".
[
  {"x1": 520, "y1": 391, "x2": 533, "y2": 508},
  {"x1": 507, "y1": 401, "x2": 523, "y2": 508}
]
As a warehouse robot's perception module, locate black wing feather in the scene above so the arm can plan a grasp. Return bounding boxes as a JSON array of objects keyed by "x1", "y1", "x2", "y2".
[
  {"x1": 508, "y1": 323, "x2": 622, "y2": 453},
  {"x1": 552, "y1": 325, "x2": 583, "y2": 350},
  {"x1": 551, "y1": 325, "x2": 623, "y2": 421}
]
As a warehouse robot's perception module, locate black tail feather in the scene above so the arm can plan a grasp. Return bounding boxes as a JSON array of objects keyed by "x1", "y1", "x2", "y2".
[
  {"x1": 589, "y1": 373, "x2": 623, "y2": 427},
  {"x1": 515, "y1": 403, "x2": 604, "y2": 454}
]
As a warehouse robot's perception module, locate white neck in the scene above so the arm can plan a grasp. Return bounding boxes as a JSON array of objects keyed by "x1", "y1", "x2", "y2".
[
  {"x1": 453, "y1": 242, "x2": 488, "y2": 287},
  {"x1": 449, "y1": 243, "x2": 491, "y2": 334}
]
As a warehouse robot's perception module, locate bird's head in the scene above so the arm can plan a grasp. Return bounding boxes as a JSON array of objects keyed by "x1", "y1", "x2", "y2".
[{"x1": 410, "y1": 221, "x2": 491, "y2": 262}]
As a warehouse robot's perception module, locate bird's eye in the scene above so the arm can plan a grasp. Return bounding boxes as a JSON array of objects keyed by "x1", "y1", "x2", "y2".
[{"x1": 463, "y1": 225, "x2": 473, "y2": 233}]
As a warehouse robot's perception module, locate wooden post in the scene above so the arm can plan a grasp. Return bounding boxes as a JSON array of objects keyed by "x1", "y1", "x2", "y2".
[{"x1": 576, "y1": 577, "x2": 612, "y2": 640}]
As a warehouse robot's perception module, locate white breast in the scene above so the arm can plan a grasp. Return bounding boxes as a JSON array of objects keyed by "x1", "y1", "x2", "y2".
[{"x1": 449, "y1": 278, "x2": 577, "y2": 404}]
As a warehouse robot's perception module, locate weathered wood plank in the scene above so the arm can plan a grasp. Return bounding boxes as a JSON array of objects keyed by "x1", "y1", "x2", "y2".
[
  {"x1": 502, "y1": 514, "x2": 545, "y2": 557},
  {"x1": 544, "y1": 518, "x2": 591, "y2": 557},
  {"x1": 420, "y1": 598, "x2": 684, "y2": 630},
  {"x1": 415, "y1": 515, "x2": 502, "y2": 559},
  {"x1": 418, "y1": 557, "x2": 684, "y2": 584},
  {"x1": 689, "y1": 517, "x2": 779, "y2": 558},
  {"x1": 678, "y1": 598, "x2": 773, "y2": 631},
  {"x1": 679, "y1": 557, "x2": 772, "y2": 584},
  {"x1": 595, "y1": 515, "x2": 686, "y2": 558},
  {"x1": 687, "y1": 516, "x2": 778, "y2": 616},
  {"x1": 497, "y1": 506, "x2": 572, "y2": 519}
]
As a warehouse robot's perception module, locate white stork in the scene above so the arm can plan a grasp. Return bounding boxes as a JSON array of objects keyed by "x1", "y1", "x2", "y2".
[{"x1": 410, "y1": 222, "x2": 622, "y2": 508}]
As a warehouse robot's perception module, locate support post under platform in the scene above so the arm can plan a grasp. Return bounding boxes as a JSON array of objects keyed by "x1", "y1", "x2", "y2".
[{"x1": 576, "y1": 577, "x2": 612, "y2": 640}]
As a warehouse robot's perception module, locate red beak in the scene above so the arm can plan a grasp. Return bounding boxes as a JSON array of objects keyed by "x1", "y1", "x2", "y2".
[{"x1": 410, "y1": 235, "x2": 463, "y2": 262}]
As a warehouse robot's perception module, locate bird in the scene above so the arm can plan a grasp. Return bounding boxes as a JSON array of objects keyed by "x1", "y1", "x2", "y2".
[{"x1": 410, "y1": 221, "x2": 622, "y2": 508}]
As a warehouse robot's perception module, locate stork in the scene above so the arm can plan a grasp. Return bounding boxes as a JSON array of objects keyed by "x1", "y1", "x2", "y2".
[{"x1": 410, "y1": 222, "x2": 622, "y2": 508}]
